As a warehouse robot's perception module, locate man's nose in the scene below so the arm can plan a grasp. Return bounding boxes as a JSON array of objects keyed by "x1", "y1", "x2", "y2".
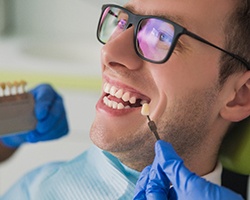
[{"x1": 101, "y1": 27, "x2": 143, "y2": 71}]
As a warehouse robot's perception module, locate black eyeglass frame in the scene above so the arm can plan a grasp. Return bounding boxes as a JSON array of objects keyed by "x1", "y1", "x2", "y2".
[{"x1": 97, "y1": 4, "x2": 250, "y2": 70}]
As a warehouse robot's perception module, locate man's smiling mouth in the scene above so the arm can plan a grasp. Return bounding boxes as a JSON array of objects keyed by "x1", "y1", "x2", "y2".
[{"x1": 102, "y1": 82, "x2": 150, "y2": 110}]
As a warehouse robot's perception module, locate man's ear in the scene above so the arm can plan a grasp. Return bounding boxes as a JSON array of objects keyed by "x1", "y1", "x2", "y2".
[{"x1": 220, "y1": 71, "x2": 250, "y2": 122}]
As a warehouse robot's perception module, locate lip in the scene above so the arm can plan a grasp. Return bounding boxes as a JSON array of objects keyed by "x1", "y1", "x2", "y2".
[{"x1": 96, "y1": 76, "x2": 151, "y2": 116}]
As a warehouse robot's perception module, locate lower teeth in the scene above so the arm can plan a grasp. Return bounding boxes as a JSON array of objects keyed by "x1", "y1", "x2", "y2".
[
  {"x1": 103, "y1": 96, "x2": 129, "y2": 109},
  {"x1": 103, "y1": 96, "x2": 147, "y2": 110}
]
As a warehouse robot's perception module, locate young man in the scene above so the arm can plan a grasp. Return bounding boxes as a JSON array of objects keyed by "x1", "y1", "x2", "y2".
[{"x1": 1, "y1": 0, "x2": 249, "y2": 199}]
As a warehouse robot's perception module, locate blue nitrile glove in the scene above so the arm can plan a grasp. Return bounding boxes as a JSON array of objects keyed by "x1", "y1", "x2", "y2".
[
  {"x1": 0, "y1": 84, "x2": 69, "y2": 148},
  {"x1": 133, "y1": 140, "x2": 244, "y2": 200}
]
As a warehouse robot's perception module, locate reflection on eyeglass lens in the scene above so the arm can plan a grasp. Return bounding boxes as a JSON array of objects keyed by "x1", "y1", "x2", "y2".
[{"x1": 137, "y1": 18, "x2": 175, "y2": 61}]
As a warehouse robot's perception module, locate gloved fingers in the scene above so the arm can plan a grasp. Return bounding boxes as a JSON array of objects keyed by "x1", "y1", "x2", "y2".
[
  {"x1": 155, "y1": 140, "x2": 244, "y2": 200},
  {"x1": 145, "y1": 157, "x2": 170, "y2": 199},
  {"x1": 8, "y1": 98, "x2": 68, "y2": 144},
  {"x1": 168, "y1": 187, "x2": 177, "y2": 200},
  {"x1": 36, "y1": 96, "x2": 67, "y2": 133},
  {"x1": 26, "y1": 115, "x2": 69, "y2": 142},
  {"x1": 154, "y1": 140, "x2": 197, "y2": 191},
  {"x1": 30, "y1": 84, "x2": 59, "y2": 120},
  {"x1": 133, "y1": 165, "x2": 151, "y2": 200},
  {"x1": 0, "y1": 133, "x2": 27, "y2": 148},
  {"x1": 22, "y1": 130, "x2": 38, "y2": 143}
]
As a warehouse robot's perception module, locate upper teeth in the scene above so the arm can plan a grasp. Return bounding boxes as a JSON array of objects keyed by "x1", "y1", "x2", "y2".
[{"x1": 103, "y1": 83, "x2": 145, "y2": 109}]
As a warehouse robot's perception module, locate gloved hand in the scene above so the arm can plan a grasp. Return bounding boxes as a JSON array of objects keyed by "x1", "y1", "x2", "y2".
[
  {"x1": 0, "y1": 84, "x2": 69, "y2": 148},
  {"x1": 133, "y1": 140, "x2": 243, "y2": 200}
]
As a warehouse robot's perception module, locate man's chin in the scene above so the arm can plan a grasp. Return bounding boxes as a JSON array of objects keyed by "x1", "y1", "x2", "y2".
[{"x1": 89, "y1": 121, "x2": 116, "y2": 151}]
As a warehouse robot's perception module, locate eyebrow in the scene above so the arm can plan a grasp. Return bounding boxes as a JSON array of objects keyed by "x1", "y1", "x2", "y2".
[{"x1": 124, "y1": 4, "x2": 188, "y2": 28}]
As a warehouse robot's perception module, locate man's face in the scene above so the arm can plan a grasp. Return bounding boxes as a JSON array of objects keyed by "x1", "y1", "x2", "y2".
[{"x1": 90, "y1": 0, "x2": 235, "y2": 170}]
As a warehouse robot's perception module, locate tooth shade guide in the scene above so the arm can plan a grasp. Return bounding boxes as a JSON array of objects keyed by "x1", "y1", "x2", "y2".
[
  {"x1": 0, "y1": 81, "x2": 27, "y2": 97},
  {"x1": 140, "y1": 103, "x2": 161, "y2": 140},
  {"x1": 0, "y1": 81, "x2": 37, "y2": 137},
  {"x1": 0, "y1": 83, "x2": 6, "y2": 90},
  {"x1": 141, "y1": 103, "x2": 150, "y2": 116},
  {"x1": 0, "y1": 92, "x2": 30, "y2": 103},
  {"x1": 0, "y1": 80, "x2": 29, "y2": 101},
  {"x1": 20, "y1": 80, "x2": 27, "y2": 93},
  {"x1": 6, "y1": 82, "x2": 14, "y2": 96}
]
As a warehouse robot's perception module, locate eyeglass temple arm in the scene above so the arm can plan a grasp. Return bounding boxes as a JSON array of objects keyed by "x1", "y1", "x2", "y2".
[{"x1": 185, "y1": 30, "x2": 250, "y2": 70}]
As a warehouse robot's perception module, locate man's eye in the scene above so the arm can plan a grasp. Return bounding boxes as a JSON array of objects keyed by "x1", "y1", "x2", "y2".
[
  {"x1": 151, "y1": 28, "x2": 173, "y2": 44},
  {"x1": 159, "y1": 33, "x2": 172, "y2": 43}
]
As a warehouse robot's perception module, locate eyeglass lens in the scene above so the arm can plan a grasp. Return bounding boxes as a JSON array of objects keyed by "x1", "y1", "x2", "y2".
[{"x1": 98, "y1": 6, "x2": 175, "y2": 62}]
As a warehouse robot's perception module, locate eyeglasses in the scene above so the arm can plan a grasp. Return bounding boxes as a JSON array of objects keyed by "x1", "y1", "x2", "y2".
[{"x1": 97, "y1": 4, "x2": 250, "y2": 70}]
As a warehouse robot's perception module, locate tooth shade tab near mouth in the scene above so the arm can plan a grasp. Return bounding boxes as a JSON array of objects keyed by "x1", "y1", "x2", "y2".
[
  {"x1": 141, "y1": 103, "x2": 150, "y2": 116},
  {"x1": 140, "y1": 103, "x2": 161, "y2": 140}
]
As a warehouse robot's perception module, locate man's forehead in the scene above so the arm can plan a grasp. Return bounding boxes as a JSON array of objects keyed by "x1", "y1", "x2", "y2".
[
  {"x1": 124, "y1": 0, "x2": 235, "y2": 37},
  {"x1": 124, "y1": 3, "x2": 190, "y2": 28}
]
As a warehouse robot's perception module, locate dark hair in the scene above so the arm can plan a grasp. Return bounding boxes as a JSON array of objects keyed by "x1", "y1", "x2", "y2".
[{"x1": 219, "y1": 0, "x2": 250, "y2": 85}]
